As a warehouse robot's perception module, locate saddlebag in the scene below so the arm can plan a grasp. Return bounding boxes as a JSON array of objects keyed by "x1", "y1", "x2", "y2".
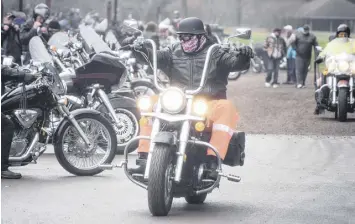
[{"x1": 223, "y1": 132, "x2": 245, "y2": 167}]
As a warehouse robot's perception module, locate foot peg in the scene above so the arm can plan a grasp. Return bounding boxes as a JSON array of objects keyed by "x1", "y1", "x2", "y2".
[
  {"x1": 99, "y1": 161, "x2": 126, "y2": 170},
  {"x1": 219, "y1": 173, "x2": 241, "y2": 182}
]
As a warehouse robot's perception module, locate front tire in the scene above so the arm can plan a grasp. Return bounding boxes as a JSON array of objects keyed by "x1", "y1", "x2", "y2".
[
  {"x1": 185, "y1": 193, "x2": 207, "y2": 204},
  {"x1": 338, "y1": 88, "x2": 348, "y2": 122},
  {"x1": 148, "y1": 144, "x2": 174, "y2": 216},
  {"x1": 54, "y1": 113, "x2": 117, "y2": 176}
]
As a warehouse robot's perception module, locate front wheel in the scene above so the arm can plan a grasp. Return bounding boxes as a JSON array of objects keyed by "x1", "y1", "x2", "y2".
[
  {"x1": 54, "y1": 113, "x2": 117, "y2": 176},
  {"x1": 96, "y1": 99, "x2": 140, "y2": 154},
  {"x1": 338, "y1": 88, "x2": 348, "y2": 122},
  {"x1": 148, "y1": 144, "x2": 175, "y2": 216}
]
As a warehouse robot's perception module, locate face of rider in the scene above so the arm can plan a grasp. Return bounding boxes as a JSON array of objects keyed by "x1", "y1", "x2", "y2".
[{"x1": 36, "y1": 15, "x2": 44, "y2": 24}]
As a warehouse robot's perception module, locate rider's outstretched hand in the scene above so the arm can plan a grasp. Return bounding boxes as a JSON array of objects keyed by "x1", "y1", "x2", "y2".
[{"x1": 238, "y1": 46, "x2": 254, "y2": 58}]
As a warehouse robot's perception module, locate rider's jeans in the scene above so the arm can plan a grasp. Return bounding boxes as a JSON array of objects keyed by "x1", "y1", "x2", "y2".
[{"x1": 138, "y1": 97, "x2": 238, "y2": 160}]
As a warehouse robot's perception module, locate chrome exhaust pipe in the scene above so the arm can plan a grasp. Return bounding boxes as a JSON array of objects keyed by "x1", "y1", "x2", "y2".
[{"x1": 9, "y1": 133, "x2": 39, "y2": 162}]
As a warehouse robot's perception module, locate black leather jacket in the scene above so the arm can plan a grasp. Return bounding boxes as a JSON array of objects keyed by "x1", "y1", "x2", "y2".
[
  {"x1": 20, "y1": 19, "x2": 49, "y2": 53},
  {"x1": 136, "y1": 40, "x2": 250, "y2": 99},
  {"x1": 1, "y1": 25, "x2": 22, "y2": 63}
]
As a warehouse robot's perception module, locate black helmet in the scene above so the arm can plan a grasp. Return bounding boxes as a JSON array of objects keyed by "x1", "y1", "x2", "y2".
[
  {"x1": 336, "y1": 24, "x2": 350, "y2": 37},
  {"x1": 177, "y1": 17, "x2": 205, "y2": 35},
  {"x1": 33, "y1": 3, "x2": 50, "y2": 20}
]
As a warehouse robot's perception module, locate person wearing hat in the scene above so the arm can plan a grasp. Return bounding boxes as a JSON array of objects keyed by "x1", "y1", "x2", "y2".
[
  {"x1": 1, "y1": 12, "x2": 22, "y2": 64},
  {"x1": 122, "y1": 17, "x2": 253, "y2": 178},
  {"x1": 20, "y1": 3, "x2": 51, "y2": 64},
  {"x1": 47, "y1": 20, "x2": 61, "y2": 38},
  {"x1": 263, "y1": 28, "x2": 287, "y2": 88},
  {"x1": 293, "y1": 24, "x2": 319, "y2": 88}
]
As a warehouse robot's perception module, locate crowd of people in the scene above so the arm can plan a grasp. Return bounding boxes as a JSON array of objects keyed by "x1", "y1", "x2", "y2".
[{"x1": 263, "y1": 24, "x2": 320, "y2": 89}]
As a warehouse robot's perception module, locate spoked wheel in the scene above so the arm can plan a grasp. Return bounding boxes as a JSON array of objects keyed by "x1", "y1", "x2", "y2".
[
  {"x1": 148, "y1": 144, "x2": 174, "y2": 216},
  {"x1": 54, "y1": 113, "x2": 116, "y2": 176},
  {"x1": 97, "y1": 102, "x2": 140, "y2": 154},
  {"x1": 112, "y1": 108, "x2": 139, "y2": 153},
  {"x1": 185, "y1": 193, "x2": 207, "y2": 204}
]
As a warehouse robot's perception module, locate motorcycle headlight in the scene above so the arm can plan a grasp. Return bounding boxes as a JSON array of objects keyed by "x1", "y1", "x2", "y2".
[
  {"x1": 338, "y1": 61, "x2": 350, "y2": 73},
  {"x1": 327, "y1": 61, "x2": 337, "y2": 73},
  {"x1": 138, "y1": 96, "x2": 151, "y2": 111},
  {"x1": 193, "y1": 99, "x2": 208, "y2": 116},
  {"x1": 161, "y1": 87, "x2": 186, "y2": 114}
]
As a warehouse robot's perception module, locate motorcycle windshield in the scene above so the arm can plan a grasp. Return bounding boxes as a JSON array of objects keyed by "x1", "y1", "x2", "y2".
[
  {"x1": 48, "y1": 32, "x2": 70, "y2": 51},
  {"x1": 105, "y1": 30, "x2": 120, "y2": 47},
  {"x1": 29, "y1": 37, "x2": 66, "y2": 95},
  {"x1": 79, "y1": 26, "x2": 111, "y2": 53},
  {"x1": 321, "y1": 38, "x2": 355, "y2": 58},
  {"x1": 29, "y1": 36, "x2": 52, "y2": 63}
]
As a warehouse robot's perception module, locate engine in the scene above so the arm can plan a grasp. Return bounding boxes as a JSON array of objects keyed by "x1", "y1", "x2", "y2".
[{"x1": 9, "y1": 129, "x2": 33, "y2": 157}]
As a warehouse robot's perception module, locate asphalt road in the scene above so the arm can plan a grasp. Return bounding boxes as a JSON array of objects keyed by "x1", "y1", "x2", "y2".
[
  {"x1": 2, "y1": 71, "x2": 355, "y2": 223},
  {"x1": 2, "y1": 135, "x2": 355, "y2": 224}
]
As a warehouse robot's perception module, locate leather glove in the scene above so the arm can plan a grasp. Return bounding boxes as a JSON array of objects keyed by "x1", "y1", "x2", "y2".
[
  {"x1": 238, "y1": 46, "x2": 254, "y2": 58},
  {"x1": 121, "y1": 36, "x2": 136, "y2": 47}
]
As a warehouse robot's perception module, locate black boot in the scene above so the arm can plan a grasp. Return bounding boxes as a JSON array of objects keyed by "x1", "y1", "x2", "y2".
[
  {"x1": 128, "y1": 152, "x2": 147, "y2": 175},
  {"x1": 205, "y1": 155, "x2": 219, "y2": 181},
  {"x1": 1, "y1": 169, "x2": 22, "y2": 179}
]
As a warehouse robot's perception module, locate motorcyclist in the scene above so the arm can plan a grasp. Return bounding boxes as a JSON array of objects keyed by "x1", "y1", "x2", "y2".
[
  {"x1": 20, "y1": 3, "x2": 50, "y2": 64},
  {"x1": 47, "y1": 20, "x2": 61, "y2": 38},
  {"x1": 1, "y1": 66, "x2": 36, "y2": 179},
  {"x1": 314, "y1": 24, "x2": 355, "y2": 114},
  {"x1": 124, "y1": 17, "x2": 253, "y2": 177},
  {"x1": 1, "y1": 12, "x2": 22, "y2": 64}
]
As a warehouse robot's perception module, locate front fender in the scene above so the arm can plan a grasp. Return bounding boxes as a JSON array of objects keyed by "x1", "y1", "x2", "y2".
[
  {"x1": 53, "y1": 108, "x2": 101, "y2": 144},
  {"x1": 153, "y1": 132, "x2": 177, "y2": 147},
  {"x1": 337, "y1": 80, "x2": 349, "y2": 88},
  {"x1": 107, "y1": 95, "x2": 137, "y2": 109}
]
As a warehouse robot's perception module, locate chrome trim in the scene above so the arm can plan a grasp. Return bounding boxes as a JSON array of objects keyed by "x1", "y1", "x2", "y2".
[
  {"x1": 141, "y1": 112, "x2": 204, "y2": 122},
  {"x1": 174, "y1": 98, "x2": 193, "y2": 182},
  {"x1": 59, "y1": 105, "x2": 91, "y2": 146},
  {"x1": 9, "y1": 133, "x2": 39, "y2": 162},
  {"x1": 121, "y1": 136, "x2": 150, "y2": 189},
  {"x1": 186, "y1": 140, "x2": 222, "y2": 195},
  {"x1": 144, "y1": 98, "x2": 162, "y2": 179},
  {"x1": 97, "y1": 89, "x2": 122, "y2": 125},
  {"x1": 350, "y1": 77, "x2": 354, "y2": 104},
  {"x1": 332, "y1": 76, "x2": 337, "y2": 105}
]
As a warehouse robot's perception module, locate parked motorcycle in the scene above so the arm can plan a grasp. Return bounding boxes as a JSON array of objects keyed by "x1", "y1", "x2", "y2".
[
  {"x1": 315, "y1": 52, "x2": 355, "y2": 121},
  {"x1": 1, "y1": 37, "x2": 117, "y2": 175},
  {"x1": 100, "y1": 36, "x2": 246, "y2": 216}
]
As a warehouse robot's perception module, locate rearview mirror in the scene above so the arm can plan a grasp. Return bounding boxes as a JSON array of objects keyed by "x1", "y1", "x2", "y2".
[{"x1": 234, "y1": 28, "x2": 252, "y2": 40}]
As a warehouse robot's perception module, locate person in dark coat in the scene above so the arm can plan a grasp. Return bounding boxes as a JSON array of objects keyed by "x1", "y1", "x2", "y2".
[
  {"x1": 143, "y1": 21, "x2": 160, "y2": 49},
  {"x1": 20, "y1": 3, "x2": 50, "y2": 64},
  {"x1": 1, "y1": 13, "x2": 22, "y2": 64},
  {"x1": 293, "y1": 24, "x2": 319, "y2": 88}
]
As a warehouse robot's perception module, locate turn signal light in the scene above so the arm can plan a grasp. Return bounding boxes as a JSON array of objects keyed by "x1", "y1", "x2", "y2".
[
  {"x1": 195, "y1": 122, "x2": 205, "y2": 132},
  {"x1": 139, "y1": 117, "x2": 149, "y2": 126}
]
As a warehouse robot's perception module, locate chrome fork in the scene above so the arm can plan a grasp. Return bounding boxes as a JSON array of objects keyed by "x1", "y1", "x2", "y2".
[
  {"x1": 350, "y1": 77, "x2": 354, "y2": 105},
  {"x1": 58, "y1": 105, "x2": 91, "y2": 147},
  {"x1": 174, "y1": 97, "x2": 193, "y2": 183},
  {"x1": 332, "y1": 76, "x2": 337, "y2": 105},
  {"x1": 144, "y1": 99, "x2": 162, "y2": 179}
]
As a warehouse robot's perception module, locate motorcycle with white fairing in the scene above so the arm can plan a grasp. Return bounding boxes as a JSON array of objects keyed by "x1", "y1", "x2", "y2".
[
  {"x1": 100, "y1": 37, "x2": 246, "y2": 216},
  {"x1": 315, "y1": 52, "x2": 355, "y2": 121}
]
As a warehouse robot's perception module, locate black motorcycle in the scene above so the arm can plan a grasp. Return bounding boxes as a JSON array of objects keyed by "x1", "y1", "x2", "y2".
[{"x1": 1, "y1": 37, "x2": 117, "y2": 176}]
